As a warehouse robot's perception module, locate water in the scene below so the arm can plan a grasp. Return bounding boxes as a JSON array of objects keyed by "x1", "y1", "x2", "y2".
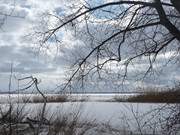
[{"x1": 0, "y1": 94, "x2": 178, "y2": 134}]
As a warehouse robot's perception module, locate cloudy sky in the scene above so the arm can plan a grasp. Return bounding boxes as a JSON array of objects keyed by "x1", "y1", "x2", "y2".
[
  {"x1": 0, "y1": 0, "x2": 179, "y2": 92},
  {"x1": 0, "y1": 0, "x2": 70, "y2": 92}
]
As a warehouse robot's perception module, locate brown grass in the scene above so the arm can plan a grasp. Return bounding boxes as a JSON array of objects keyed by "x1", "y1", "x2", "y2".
[
  {"x1": 31, "y1": 94, "x2": 68, "y2": 103},
  {"x1": 127, "y1": 90, "x2": 180, "y2": 103}
]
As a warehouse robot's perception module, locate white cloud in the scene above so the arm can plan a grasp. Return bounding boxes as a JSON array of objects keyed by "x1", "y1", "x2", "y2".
[{"x1": 0, "y1": 0, "x2": 179, "y2": 92}]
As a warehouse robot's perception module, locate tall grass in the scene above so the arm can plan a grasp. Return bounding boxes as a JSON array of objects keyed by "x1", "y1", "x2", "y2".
[
  {"x1": 127, "y1": 90, "x2": 180, "y2": 103},
  {"x1": 125, "y1": 85, "x2": 180, "y2": 103}
]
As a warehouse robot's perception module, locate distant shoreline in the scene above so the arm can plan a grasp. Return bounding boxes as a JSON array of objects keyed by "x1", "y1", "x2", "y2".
[{"x1": 0, "y1": 91, "x2": 179, "y2": 103}]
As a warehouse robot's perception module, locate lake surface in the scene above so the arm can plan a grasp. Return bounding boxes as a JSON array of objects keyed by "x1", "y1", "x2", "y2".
[
  {"x1": 0, "y1": 101, "x2": 175, "y2": 134},
  {"x1": 0, "y1": 94, "x2": 178, "y2": 134}
]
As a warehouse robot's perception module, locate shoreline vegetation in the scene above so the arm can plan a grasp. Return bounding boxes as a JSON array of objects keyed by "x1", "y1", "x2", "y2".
[
  {"x1": 113, "y1": 91, "x2": 180, "y2": 103},
  {"x1": 126, "y1": 86, "x2": 180, "y2": 103},
  {"x1": 0, "y1": 89, "x2": 179, "y2": 103},
  {"x1": 0, "y1": 85, "x2": 179, "y2": 104},
  {"x1": 0, "y1": 93, "x2": 179, "y2": 134},
  {"x1": 0, "y1": 85, "x2": 179, "y2": 134},
  {"x1": 126, "y1": 90, "x2": 180, "y2": 103}
]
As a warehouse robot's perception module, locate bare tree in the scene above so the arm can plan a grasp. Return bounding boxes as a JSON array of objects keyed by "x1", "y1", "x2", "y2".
[{"x1": 34, "y1": 0, "x2": 180, "y2": 91}]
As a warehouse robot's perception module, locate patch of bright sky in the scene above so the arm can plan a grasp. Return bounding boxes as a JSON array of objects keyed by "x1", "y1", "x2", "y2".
[{"x1": 85, "y1": 0, "x2": 125, "y2": 20}]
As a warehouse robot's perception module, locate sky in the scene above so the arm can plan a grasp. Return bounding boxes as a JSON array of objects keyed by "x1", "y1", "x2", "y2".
[
  {"x1": 0, "y1": 0, "x2": 179, "y2": 93},
  {"x1": 0, "y1": 0, "x2": 69, "y2": 92}
]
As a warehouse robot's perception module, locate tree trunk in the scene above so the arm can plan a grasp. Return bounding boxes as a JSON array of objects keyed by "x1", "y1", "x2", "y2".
[
  {"x1": 171, "y1": 0, "x2": 180, "y2": 14},
  {"x1": 155, "y1": 0, "x2": 180, "y2": 41}
]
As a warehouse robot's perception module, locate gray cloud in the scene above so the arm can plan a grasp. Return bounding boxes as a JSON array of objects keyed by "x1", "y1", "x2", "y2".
[{"x1": 0, "y1": 0, "x2": 179, "y2": 92}]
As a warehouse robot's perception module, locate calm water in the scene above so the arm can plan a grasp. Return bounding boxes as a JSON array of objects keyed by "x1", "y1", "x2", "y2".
[{"x1": 0, "y1": 94, "x2": 178, "y2": 134}]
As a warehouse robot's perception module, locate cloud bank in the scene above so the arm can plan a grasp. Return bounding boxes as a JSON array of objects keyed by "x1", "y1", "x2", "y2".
[{"x1": 0, "y1": 0, "x2": 179, "y2": 92}]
